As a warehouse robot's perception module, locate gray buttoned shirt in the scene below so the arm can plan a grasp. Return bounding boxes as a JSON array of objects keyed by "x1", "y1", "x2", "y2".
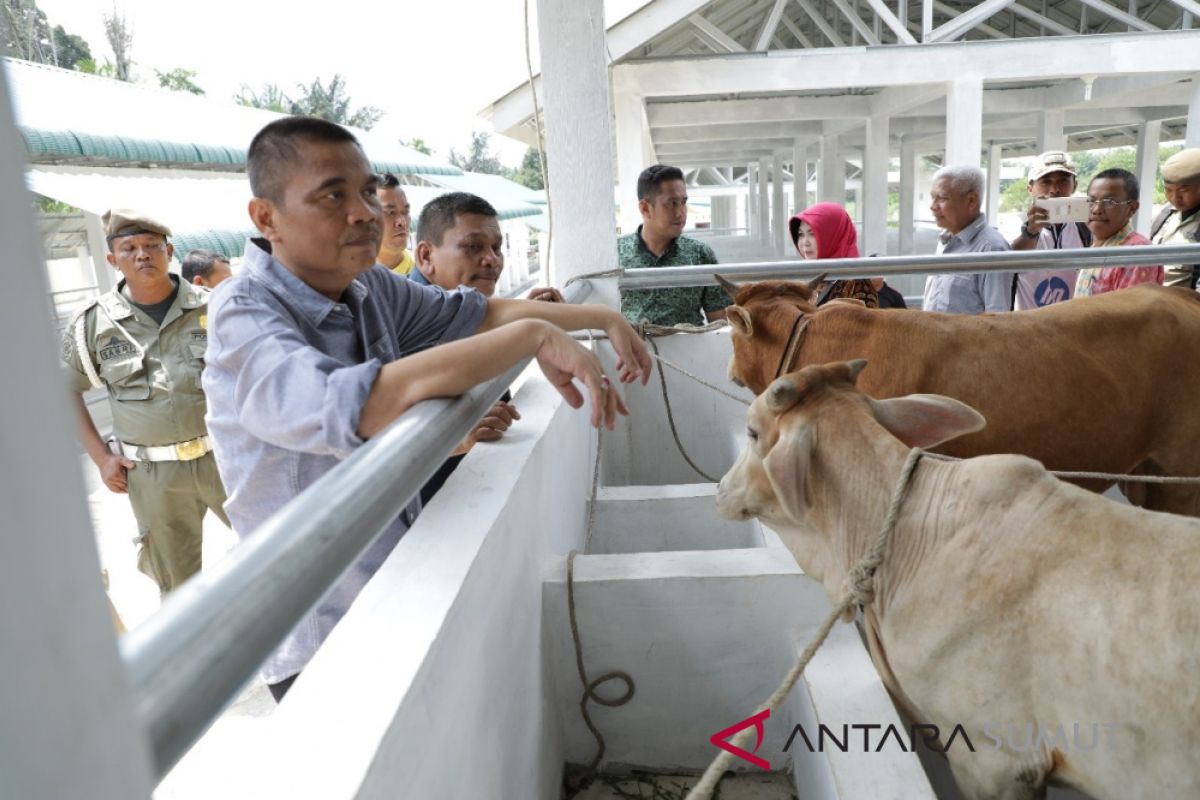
[
  {"x1": 922, "y1": 213, "x2": 1014, "y2": 314},
  {"x1": 204, "y1": 238, "x2": 487, "y2": 683}
]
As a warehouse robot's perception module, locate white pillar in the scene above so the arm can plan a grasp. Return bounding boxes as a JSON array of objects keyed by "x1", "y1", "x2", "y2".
[
  {"x1": 862, "y1": 116, "x2": 890, "y2": 256},
  {"x1": 1135, "y1": 120, "x2": 1161, "y2": 235},
  {"x1": 758, "y1": 156, "x2": 771, "y2": 248},
  {"x1": 0, "y1": 68, "x2": 157, "y2": 799},
  {"x1": 1036, "y1": 109, "x2": 1066, "y2": 153},
  {"x1": 792, "y1": 140, "x2": 808, "y2": 213},
  {"x1": 945, "y1": 76, "x2": 983, "y2": 167},
  {"x1": 540, "y1": 0, "x2": 620, "y2": 299},
  {"x1": 819, "y1": 135, "x2": 843, "y2": 203},
  {"x1": 85, "y1": 211, "x2": 117, "y2": 295},
  {"x1": 1187, "y1": 73, "x2": 1200, "y2": 148},
  {"x1": 614, "y1": 92, "x2": 649, "y2": 240},
  {"x1": 986, "y1": 142, "x2": 1003, "y2": 225},
  {"x1": 772, "y1": 153, "x2": 786, "y2": 256},
  {"x1": 899, "y1": 135, "x2": 917, "y2": 254},
  {"x1": 747, "y1": 163, "x2": 758, "y2": 235}
]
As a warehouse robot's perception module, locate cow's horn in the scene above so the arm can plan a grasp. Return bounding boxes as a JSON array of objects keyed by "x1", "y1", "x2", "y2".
[
  {"x1": 847, "y1": 359, "x2": 868, "y2": 383},
  {"x1": 766, "y1": 377, "x2": 800, "y2": 413},
  {"x1": 807, "y1": 271, "x2": 828, "y2": 288},
  {"x1": 714, "y1": 273, "x2": 739, "y2": 300}
]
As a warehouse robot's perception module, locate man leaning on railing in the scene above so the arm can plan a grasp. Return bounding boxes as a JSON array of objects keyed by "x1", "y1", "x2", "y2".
[{"x1": 202, "y1": 117, "x2": 653, "y2": 701}]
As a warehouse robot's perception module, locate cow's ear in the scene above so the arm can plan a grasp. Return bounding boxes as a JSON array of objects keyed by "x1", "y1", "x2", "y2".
[
  {"x1": 869, "y1": 394, "x2": 986, "y2": 448},
  {"x1": 764, "y1": 424, "x2": 814, "y2": 520},
  {"x1": 726, "y1": 304, "x2": 754, "y2": 336},
  {"x1": 714, "y1": 273, "x2": 739, "y2": 300}
]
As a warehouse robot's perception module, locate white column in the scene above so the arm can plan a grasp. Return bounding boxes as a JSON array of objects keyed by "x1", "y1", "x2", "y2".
[
  {"x1": 746, "y1": 163, "x2": 758, "y2": 235},
  {"x1": 819, "y1": 135, "x2": 843, "y2": 203},
  {"x1": 758, "y1": 156, "x2": 771, "y2": 247},
  {"x1": 986, "y1": 142, "x2": 1003, "y2": 225},
  {"x1": 1187, "y1": 73, "x2": 1200, "y2": 148},
  {"x1": 1135, "y1": 120, "x2": 1161, "y2": 235},
  {"x1": 772, "y1": 153, "x2": 786, "y2": 256},
  {"x1": 792, "y1": 140, "x2": 808, "y2": 213},
  {"x1": 1036, "y1": 109, "x2": 1066, "y2": 153},
  {"x1": 899, "y1": 135, "x2": 917, "y2": 254},
  {"x1": 862, "y1": 115, "x2": 890, "y2": 256},
  {"x1": 945, "y1": 76, "x2": 983, "y2": 167},
  {"x1": 84, "y1": 212, "x2": 117, "y2": 295},
  {"x1": 0, "y1": 69, "x2": 157, "y2": 799},
  {"x1": 539, "y1": 0, "x2": 620, "y2": 300},
  {"x1": 614, "y1": 92, "x2": 649, "y2": 239}
]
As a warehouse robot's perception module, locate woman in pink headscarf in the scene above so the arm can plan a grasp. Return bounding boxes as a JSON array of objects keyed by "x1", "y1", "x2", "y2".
[{"x1": 788, "y1": 202, "x2": 879, "y2": 308}]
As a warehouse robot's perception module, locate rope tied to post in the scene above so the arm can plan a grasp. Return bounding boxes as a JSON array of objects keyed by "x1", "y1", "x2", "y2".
[{"x1": 684, "y1": 447, "x2": 925, "y2": 800}]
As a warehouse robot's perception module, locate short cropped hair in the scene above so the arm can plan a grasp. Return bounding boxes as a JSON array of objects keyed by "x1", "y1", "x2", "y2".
[
  {"x1": 1090, "y1": 168, "x2": 1139, "y2": 201},
  {"x1": 377, "y1": 172, "x2": 401, "y2": 189},
  {"x1": 181, "y1": 249, "x2": 228, "y2": 283},
  {"x1": 417, "y1": 192, "x2": 499, "y2": 247},
  {"x1": 637, "y1": 164, "x2": 685, "y2": 202},
  {"x1": 247, "y1": 116, "x2": 361, "y2": 204},
  {"x1": 933, "y1": 165, "x2": 986, "y2": 199}
]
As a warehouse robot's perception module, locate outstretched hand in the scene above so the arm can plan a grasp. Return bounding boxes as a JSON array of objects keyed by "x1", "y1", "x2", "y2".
[{"x1": 535, "y1": 327, "x2": 628, "y2": 430}]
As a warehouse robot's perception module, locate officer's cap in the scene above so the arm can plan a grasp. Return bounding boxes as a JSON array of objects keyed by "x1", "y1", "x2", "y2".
[
  {"x1": 103, "y1": 209, "x2": 172, "y2": 241},
  {"x1": 1161, "y1": 148, "x2": 1200, "y2": 185}
]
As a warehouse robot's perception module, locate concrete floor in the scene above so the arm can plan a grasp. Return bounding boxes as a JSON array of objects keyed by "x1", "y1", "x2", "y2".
[{"x1": 568, "y1": 771, "x2": 797, "y2": 799}]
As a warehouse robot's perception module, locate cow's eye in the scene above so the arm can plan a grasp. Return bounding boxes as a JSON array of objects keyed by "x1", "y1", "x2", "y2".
[{"x1": 747, "y1": 428, "x2": 759, "y2": 442}]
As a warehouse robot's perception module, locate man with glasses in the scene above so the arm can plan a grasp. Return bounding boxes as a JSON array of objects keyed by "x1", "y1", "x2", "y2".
[
  {"x1": 61, "y1": 209, "x2": 229, "y2": 595},
  {"x1": 618, "y1": 164, "x2": 728, "y2": 326},
  {"x1": 1151, "y1": 148, "x2": 1200, "y2": 290},
  {"x1": 1009, "y1": 151, "x2": 1088, "y2": 310},
  {"x1": 1076, "y1": 168, "x2": 1162, "y2": 297}
]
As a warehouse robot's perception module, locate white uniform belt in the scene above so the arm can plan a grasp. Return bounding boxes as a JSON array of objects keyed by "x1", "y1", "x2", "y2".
[{"x1": 116, "y1": 436, "x2": 213, "y2": 462}]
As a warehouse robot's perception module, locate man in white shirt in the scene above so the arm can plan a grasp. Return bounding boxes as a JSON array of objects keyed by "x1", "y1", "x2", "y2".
[{"x1": 1009, "y1": 151, "x2": 1088, "y2": 310}]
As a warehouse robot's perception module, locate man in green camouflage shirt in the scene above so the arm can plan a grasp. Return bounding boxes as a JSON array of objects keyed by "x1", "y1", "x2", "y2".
[{"x1": 619, "y1": 165, "x2": 728, "y2": 327}]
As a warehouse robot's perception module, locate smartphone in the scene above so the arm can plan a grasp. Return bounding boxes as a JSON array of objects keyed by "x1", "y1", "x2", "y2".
[{"x1": 1034, "y1": 196, "x2": 1090, "y2": 224}]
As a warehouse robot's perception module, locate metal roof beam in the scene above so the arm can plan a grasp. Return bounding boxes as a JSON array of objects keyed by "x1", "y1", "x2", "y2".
[
  {"x1": 925, "y1": 0, "x2": 1016, "y2": 41},
  {"x1": 929, "y1": 0, "x2": 1012, "y2": 39},
  {"x1": 1075, "y1": 0, "x2": 1159, "y2": 30},
  {"x1": 755, "y1": 0, "x2": 791, "y2": 49},
  {"x1": 689, "y1": 13, "x2": 748, "y2": 51},
  {"x1": 861, "y1": 0, "x2": 919, "y2": 42},
  {"x1": 1164, "y1": 0, "x2": 1200, "y2": 19},
  {"x1": 779, "y1": 12, "x2": 817, "y2": 47},
  {"x1": 654, "y1": 121, "x2": 824, "y2": 143},
  {"x1": 1006, "y1": 2, "x2": 1079, "y2": 35},
  {"x1": 647, "y1": 95, "x2": 872, "y2": 126},
  {"x1": 794, "y1": 0, "x2": 847, "y2": 46},
  {"x1": 830, "y1": 0, "x2": 882, "y2": 44}
]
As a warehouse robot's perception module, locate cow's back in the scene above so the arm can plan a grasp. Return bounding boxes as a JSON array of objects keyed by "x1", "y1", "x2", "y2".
[{"x1": 799, "y1": 286, "x2": 1200, "y2": 479}]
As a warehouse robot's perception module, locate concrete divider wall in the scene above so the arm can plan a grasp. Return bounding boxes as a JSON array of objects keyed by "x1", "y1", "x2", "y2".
[{"x1": 246, "y1": 375, "x2": 595, "y2": 800}]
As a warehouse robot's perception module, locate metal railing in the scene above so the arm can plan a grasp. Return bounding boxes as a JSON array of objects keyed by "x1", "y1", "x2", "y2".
[
  {"x1": 120, "y1": 280, "x2": 592, "y2": 780},
  {"x1": 614, "y1": 244, "x2": 1200, "y2": 290}
]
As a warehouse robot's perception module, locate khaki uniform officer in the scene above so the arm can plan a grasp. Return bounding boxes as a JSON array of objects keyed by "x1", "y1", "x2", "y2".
[
  {"x1": 1152, "y1": 148, "x2": 1200, "y2": 290},
  {"x1": 61, "y1": 209, "x2": 229, "y2": 594}
]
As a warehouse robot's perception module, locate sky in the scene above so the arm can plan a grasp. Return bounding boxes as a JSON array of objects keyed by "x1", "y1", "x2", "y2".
[{"x1": 39, "y1": 0, "x2": 650, "y2": 167}]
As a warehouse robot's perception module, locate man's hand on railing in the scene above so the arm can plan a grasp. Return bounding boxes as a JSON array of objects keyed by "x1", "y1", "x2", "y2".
[
  {"x1": 452, "y1": 401, "x2": 521, "y2": 455},
  {"x1": 534, "y1": 326, "x2": 628, "y2": 430}
]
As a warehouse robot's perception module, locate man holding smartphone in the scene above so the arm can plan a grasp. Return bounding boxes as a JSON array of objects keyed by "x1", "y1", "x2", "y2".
[{"x1": 1009, "y1": 151, "x2": 1088, "y2": 310}]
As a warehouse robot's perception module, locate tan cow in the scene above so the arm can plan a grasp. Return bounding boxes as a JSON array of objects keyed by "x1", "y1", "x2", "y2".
[
  {"x1": 719, "y1": 277, "x2": 1200, "y2": 516},
  {"x1": 716, "y1": 360, "x2": 1200, "y2": 800}
]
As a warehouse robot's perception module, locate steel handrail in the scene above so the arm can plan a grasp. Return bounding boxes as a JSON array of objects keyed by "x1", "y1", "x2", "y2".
[
  {"x1": 613, "y1": 244, "x2": 1200, "y2": 290},
  {"x1": 120, "y1": 280, "x2": 592, "y2": 779}
]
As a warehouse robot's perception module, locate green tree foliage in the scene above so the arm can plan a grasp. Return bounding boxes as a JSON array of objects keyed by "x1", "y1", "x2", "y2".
[
  {"x1": 510, "y1": 146, "x2": 545, "y2": 190},
  {"x1": 1000, "y1": 144, "x2": 1182, "y2": 211},
  {"x1": 155, "y1": 67, "x2": 204, "y2": 95},
  {"x1": 401, "y1": 137, "x2": 432, "y2": 155},
  {"x1": 449, "y1": 130, "x2": 504, "y2": 175},
  {"x1": 2, "y1": 0, "x2": 92, "y2": 69},
  {"x1": 102, "y1": 10, "x2": 133, "y2": 81},
  {"x1": 233, "y1": 75, "x2": 383, "y2": 130}
]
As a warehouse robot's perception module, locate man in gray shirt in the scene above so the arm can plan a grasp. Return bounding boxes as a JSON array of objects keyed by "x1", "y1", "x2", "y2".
[
  {"x1": 922, "y1": 165, "x2": 1014, "y2": 314},
  {"x1": 203, "y1": 116, "x2": 652, "y2": 700}
]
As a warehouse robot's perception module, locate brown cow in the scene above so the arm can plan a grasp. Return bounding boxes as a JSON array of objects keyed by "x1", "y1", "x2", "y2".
[{"x1": 719, "y1": 276, "x2": 1200, "y2": 515}]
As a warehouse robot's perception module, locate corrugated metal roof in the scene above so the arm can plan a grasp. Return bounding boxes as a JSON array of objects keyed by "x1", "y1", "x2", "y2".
[
  {"x1": 5, "y1": 58, "x2": 460, "y2": 176},
  {"x1": 27, "y1": 167, "x2": 543, "y2": 260},
  {"x1": 426, "y1": 171, "x2": 546, "y2": 207}
]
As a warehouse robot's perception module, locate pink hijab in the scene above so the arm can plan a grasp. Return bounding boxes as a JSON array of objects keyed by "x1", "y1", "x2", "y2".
[{"x1": 789, "y1": 203, "x2": 860, "y2": 259}]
